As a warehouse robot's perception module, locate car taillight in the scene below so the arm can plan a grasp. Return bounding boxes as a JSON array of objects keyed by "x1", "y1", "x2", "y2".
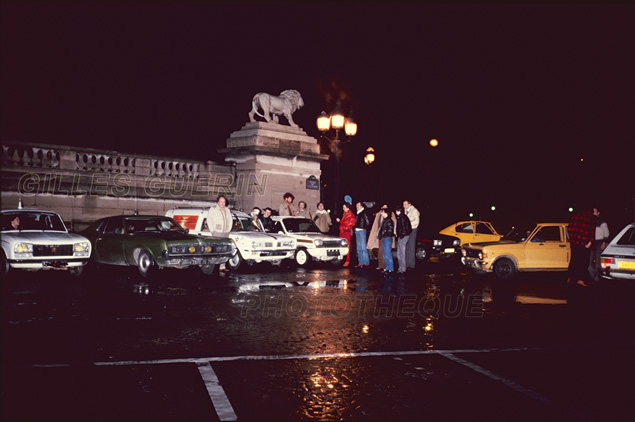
[{"x1": 600, "y1": 257, "x2": 614, "y2": 268}]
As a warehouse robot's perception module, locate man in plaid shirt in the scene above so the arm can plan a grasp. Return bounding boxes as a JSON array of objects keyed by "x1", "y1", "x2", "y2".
[{"x1": 567, "y1": 208, "x2": 596, "y2": 287}]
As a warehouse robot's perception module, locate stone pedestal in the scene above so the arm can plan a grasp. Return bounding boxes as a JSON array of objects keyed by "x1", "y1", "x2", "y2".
[{"x1": 220, "y1": 122, "x2": 328, "y2": 214}]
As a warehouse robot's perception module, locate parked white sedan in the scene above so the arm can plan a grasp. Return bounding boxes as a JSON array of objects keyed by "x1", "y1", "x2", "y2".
[
  {"x1": 270, "y1": 216, "x2": 349, "y2": 266},
  {"x1": 0, "y1": 209, "x2": 91, "y2": 276},
  {"x1": 166, "y1": 208, "x2": 296, "y2": 270},
  {"x1": 600, "y1": 222, "x2": 635, "y2": 281}
]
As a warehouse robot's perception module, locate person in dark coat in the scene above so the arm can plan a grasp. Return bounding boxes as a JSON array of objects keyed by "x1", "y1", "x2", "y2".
[
  {"x1": 354, "y1": 202, "x2": 371, "y2": 268},
  {"x1": 377, "y1": 207, "x2": 395, "y2": 273},
  {"x1": 395, "y1": 206, "x2": 412, "y2": 273}
]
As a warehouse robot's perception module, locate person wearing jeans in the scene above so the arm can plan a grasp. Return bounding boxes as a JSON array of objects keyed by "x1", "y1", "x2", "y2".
[
  {"x1": 354, "y1": 202, "x2": 371, "y2": 267},
  {"x1": 377, "y1": 207, "x2": 395, "y2": 273}
]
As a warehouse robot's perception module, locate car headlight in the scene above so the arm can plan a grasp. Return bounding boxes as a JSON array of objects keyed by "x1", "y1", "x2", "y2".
[
  {"x1": 283, "y1": 240, "x2": 295, "y2": 248},
  {"x1": 452, "y1": 239, "x2": 460, "y2": 246},
  {"x1": 73, "y1": 242, "x2": 90, "y2": 256},
  {"x1": 252, "y1": 241, "x2": 265, "y2": 249},
  {"x1": 169, "y1": 245, "x2": 186, "y2": 254},
  {"x1": 340, "y1": 239, "x2": 348, "y2": 247},
  {"x1": 433, "y1": 240, "x2": 442, "y2": 247},
  {"x1": 478, "y1": 250, "x2": 487, "y2": 260},
  {"x1": 314, "y1": 239, "x2": 323, "y2": 247},
  {"x1": 14, "y1": 243, "x2": 33, "y2": 255},
  {"x1": 202, "y1": 244, "x2": 213, "y2": 253},
  {"x1": 461, "y1": 248, "x2": 466, "y2": 257}
]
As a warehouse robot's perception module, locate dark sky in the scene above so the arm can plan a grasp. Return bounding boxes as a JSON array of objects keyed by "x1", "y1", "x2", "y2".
[{"x1": 2, "y1": 1, "x2": 634, "y2": 230}]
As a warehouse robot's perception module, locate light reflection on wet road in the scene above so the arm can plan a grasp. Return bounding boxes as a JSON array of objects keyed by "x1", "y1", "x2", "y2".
[{"x1": 2, "y1": 260, "x2": 634, "y2": 421}]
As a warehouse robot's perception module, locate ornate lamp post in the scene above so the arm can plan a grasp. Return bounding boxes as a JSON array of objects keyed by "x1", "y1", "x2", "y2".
[{"x1": 317, "y1": 99, "x2": 357, "y2": 213}]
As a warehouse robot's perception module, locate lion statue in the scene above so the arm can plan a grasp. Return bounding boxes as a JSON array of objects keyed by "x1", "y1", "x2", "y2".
[{"x1": 248, "y1": 89, "x2": 304, "y2": 128}]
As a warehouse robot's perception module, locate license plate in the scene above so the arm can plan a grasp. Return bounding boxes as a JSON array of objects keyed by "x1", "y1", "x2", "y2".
[
  {"x1": 443, "y1": 248, "x2": 456, "y2": 254},
  {"x1": 327, "y1": 250, "x2": 340, "y2": 257},
  {"x1": 618, "y1": 261, "x2": 635, "y2": 270}
]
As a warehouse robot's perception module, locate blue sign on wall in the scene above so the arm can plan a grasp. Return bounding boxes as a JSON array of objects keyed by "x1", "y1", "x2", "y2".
[{"x1": 306, "y1": 175, "x2": 319, "y2": 190}]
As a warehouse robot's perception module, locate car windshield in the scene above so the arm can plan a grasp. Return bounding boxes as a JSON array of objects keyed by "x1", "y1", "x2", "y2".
[
  {"x1": 1, "y1": 211, "x2": 67, "y2": 232},
  {"x1": 124, "y1": 217, "x2": 185, "y2": 234},
  {"x1": 233, "y1": 216, "x2": 261, "y2": 232},
  {"x1": 616, "y1": 227, "x2": 635, "y2": 246},
  {"x1": 502, "y1": 224, "x2": 538, "y2": 243},
  {"x1": 282, "y1": 218, "x2": 321, "y2": 233}
]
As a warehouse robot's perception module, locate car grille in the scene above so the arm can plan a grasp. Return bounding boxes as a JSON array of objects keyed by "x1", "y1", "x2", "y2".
[
  {"x1": 213, "y1": 244, "x2": 233, "y2": 253},
  {"x1": 33, "y1": 245, "x2": 73, "y2": 257},
  {"x1": 322, "y1": 240, "x2": 342, "y2": 248},
  {"x1": 463, "y1": 248, "x2": 481, "y2": 258}
]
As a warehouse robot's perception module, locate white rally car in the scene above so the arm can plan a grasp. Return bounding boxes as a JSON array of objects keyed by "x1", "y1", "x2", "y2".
[
  {"x1": 165, "y1": 208, "x2": 296, "y2": 270},
  {"x1": 270, "y1": 216, "x2": 349, "y2": 266},
  {"x1": 0, "y1": 208, "x2": 91, "y2": 276}
]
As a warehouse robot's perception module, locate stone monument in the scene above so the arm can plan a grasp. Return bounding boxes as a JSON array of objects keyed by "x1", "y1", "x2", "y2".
[{"x1": 221, "y1": 89, "x2": 328, "y2": 213}]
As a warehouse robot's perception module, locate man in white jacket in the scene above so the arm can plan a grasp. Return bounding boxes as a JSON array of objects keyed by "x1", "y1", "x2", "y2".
[
  {"x1": 589, "y1": 206, "x2": 609, "y2": 281},
  {"x1": 207, "y1": 195, "x2": 233, "y2": 238},
  {"x1": 403, "y1": 200, "x2": 420, "y2": 270}
]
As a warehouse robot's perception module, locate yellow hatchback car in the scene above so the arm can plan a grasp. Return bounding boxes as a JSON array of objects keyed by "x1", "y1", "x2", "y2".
[
  {"x1": 461, "y1": 222, "x2": 570, "y2": 281},
  {"x1": 439, "y1": 221, "x2": 502, "y2": 246}
]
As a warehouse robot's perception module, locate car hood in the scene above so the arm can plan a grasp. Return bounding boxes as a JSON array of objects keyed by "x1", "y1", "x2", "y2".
[
  {"x1": 0, "y1": 231, "x2": 87, "y2": 243},
  {"x1": 131, "y1": 232, "x2": 221, "y2": 243},
  {"x1": 230, "y1": 232, "x2": 293, "y2": 241},
  {"x1": 288, "y1": 232, "x2": 342, "y2": 241},
  {"x1": 464, "y1": 240, "x2": 517, "y2": 249}
]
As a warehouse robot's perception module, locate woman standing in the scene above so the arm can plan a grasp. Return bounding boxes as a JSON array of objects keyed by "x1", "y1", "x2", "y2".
[
  {"x1": 354, "y1": 202, "x2": 371, "y2": 268},
  {"x1": 337, "y1": 203, "x2": 356, "y2": 267},
  {"x1": 296, "y1": 201, "x2": 312, "y2": 218},
  {"x1": 313, "y1": 202, "x2": 332, "y2": 233},
  {"x1": 395, "y1": 206, "x2": 412, "y2": 274},
  {"x1": 377, "y1": 207, "x2": 395, "y2": 273}
]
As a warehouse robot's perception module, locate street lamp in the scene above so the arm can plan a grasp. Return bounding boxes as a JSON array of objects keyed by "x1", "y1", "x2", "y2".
[
  {"x1": 364, "y1": 147, "x2": 375, "y2": 165},
  {"x1": 317, "y1": 99, "x2": 357, "y2": 212}
]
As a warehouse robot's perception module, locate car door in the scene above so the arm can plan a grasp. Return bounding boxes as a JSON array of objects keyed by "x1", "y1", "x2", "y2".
[
  {"x1": 473, "y1": 222, "x2": 501, "y2": 244},
  {"x1": 95, "y1": 218, "x2": 125, "y2": 264},
  {"x1": 524, "y1": 225, "x2": 569, "y2": 269}
]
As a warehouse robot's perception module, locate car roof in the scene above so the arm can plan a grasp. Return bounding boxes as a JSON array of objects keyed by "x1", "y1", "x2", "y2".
[{"x1": 1, "y1": 209, "x2": 60, "y2": 214}]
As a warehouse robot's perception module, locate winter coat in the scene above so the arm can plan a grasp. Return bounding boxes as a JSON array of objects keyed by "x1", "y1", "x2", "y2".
[
  {"x1": 367, "y1": 211, "x2": 397, "y2": 249},
  {"x1": 355, "y1": 208, "x2": 371, "y2": 230},
  {"x1": 378, "y1": 218, "x2": 395, "y2": 240},
  {"x1": 339, "y1": 209, "x2": 356, "y2": 234},
  {"x1": 396, "y1": 213, "x2": 412, "y2": 239},
  {"x1": 313, "y1": 210, "x2": 332, "y2": 233}
]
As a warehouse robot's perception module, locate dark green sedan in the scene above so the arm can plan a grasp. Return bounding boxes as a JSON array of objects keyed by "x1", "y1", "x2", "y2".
[{"x1": 81, "y1": 215, "x2": 235, "y2": 277}]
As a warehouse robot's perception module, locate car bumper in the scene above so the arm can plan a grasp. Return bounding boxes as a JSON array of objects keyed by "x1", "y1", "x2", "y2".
[
  {"x1": 600, "y1": 267, "x2": 635, "y2": 280},
  {"x1": 8, "y1": 258, "x2": 88, "y2": 270},
  {"x1": 164, "y1": 255, "x2": 230, "y2": 267},
  {"x1": 242, "y1": 249, "x2": 295, "y2": 262},
  {"x1": 308, "y1": 247, "x2": 349, "y2": 261},
  {"x1": 461, "y1": 257, "x2": 492, "y2": 272}
]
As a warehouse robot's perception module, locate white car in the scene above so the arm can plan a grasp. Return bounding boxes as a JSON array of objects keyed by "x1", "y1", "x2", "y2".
[
  {"x1": 270, "y1": 216, "x2": 349, "y2": 266},
  {"x1": 165, "y1": 208, "x2": 296, "y2": 270},
  {"x1": 0, "y1": 209, "x2": 91, "y2": 276},
  {"x1": 600, "y1": 222, "x2": 635, "y2": 280}
]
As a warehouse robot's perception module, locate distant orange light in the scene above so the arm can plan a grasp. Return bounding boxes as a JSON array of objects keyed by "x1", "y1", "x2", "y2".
[{"x1": 430, "y1": 139, "x2": 439, "y2": 147}]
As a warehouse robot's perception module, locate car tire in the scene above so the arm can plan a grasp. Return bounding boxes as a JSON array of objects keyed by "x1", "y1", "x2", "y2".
[
  {"x1": 415, "y1": 246, "x2": 428, "y2": 261},
  {"x1": 200, "y1": 264, "x2": 216, "y2": 275},
  {"x1": 494, "y1": 258, "x2": 515, "y2": 281},
  {"x1": 227, "y1": 250, "x2": 243, "y2": 270},
  {"x1": 295, "y1": 249, "x2": 311, "y2": 267},
  {"x1": 137, "y1": 250, "x2": 157, "y2": 278},
  {"x1": 1, "y1": 250, "x2": 10, "y2": 277}
]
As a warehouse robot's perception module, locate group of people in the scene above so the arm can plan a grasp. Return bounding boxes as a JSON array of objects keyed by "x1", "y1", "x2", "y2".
[
  {"x1": 205, "y1": 192, "x2": 422, "y2": 274},
  {"x1": 335, "y1": 200, "x2": 420, "y2": 273},
  {"x1": 568, "y1": 206, "x2": 610, "y2": 286}
]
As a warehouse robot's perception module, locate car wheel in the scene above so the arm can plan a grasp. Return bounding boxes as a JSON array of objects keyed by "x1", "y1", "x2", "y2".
[
  {"x1": 415, "y1": 247, "x2": 428, "y2": 261},
  {"x1": 0, "y1": 250, "x2": 10, "y2": 276},
  {"x1": 295, "y1": 249, "x2": 311, "y2": 267},
  {"x1": 494, "y1": 258, "x2": 515, "y2": 281},
  {"x1": 200, "y1": 264, "x2": 216, "y2": 275},
  {"x1": 137, "y1": 250, "x2": 156, "y2": 278},
  {"x1": 227, "y1": 250, "x2": 243, "y2": 270}
]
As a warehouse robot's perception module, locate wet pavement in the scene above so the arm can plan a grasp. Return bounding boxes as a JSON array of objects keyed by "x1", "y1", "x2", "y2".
[{"x1": 2, "y1": 258, "x2": 634, "y2": 421}]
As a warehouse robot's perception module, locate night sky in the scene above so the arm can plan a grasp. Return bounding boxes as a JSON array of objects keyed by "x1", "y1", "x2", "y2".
[{"x1": 2, "y1": 1, "x2": 634, "y2": 232}]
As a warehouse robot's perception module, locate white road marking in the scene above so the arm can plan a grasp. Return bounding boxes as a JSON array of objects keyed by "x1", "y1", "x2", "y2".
[{"x1": 197, "y1": 362, "x2": 237, "y2": 421}]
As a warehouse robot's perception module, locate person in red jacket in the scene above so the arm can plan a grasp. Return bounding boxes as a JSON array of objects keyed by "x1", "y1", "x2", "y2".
[{"x1": 337, "y1": 202, "x2": 356, "y2": 267}]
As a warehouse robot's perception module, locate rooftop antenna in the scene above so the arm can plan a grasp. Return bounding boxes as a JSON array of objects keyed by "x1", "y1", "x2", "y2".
[{"x1": 18, "y1": 197, "x2": 23, "y2": 209}]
